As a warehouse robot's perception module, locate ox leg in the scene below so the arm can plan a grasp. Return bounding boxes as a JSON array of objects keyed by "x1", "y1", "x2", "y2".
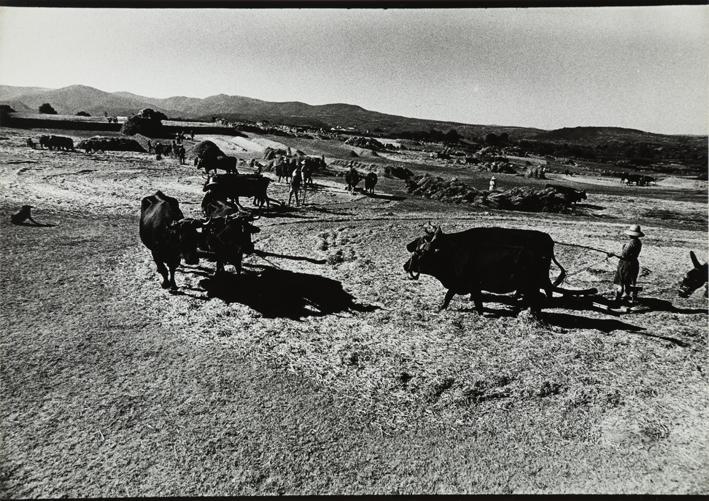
[
  {"x1": 168, "y1": 264, "x2": 179, "y2": 290},
  {"x1": 523, "y1": 289, "x2": 543, "y2": 316},
  {"x1": 439, "y1": 289, "x2": 455, "y2": 311},
  {"x1": 469, "y1": 290, "x2": 484, "y2": 315},
  {"x1": 152, "y1": 252, "x2": 171, "y2": 289}
]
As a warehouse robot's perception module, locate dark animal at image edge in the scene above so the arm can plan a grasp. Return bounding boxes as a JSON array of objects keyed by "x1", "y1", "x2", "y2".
[
  {"x1": 678, "y1": 251, "x2": 708, "y2": 298},
  {"x1": 403, "y1": 225, "x2": 597, "y2": 314}
]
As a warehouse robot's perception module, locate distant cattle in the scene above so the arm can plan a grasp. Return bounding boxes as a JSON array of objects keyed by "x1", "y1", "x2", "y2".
[
  {"x1": 154, "y1": 142, "x2": 171, "y2": 157},
  {"x1": 545, "y1": 184, "x2": 587, "y2": 205},
  {"x1": 678, "y1": 251, "x2": 708, "y2": 298},
  {"x1": 204, "y1": 173, "x2": 271, "y2": 208},
  {"x1": 196, "y1": 155, "x2": 238, "y2": 175},
  {"x1": 364, "y1": 172, "x2": 378, "y2": 194},
  {"x1": 39, "y1": 135, "x2": 74, "y2": 151},
  {"x1": 302, "y1": 162, "x2": 314, "y2": 186},
  {"x1": 276, "y1": 159, "x2": 293, "y2": 183},
  {"x1": 26, "y1": 138, "x2": 35, "y2": 149},
  {"x1": 403, "y1": 225, "x2": 597, "y2": 315},
  {"x1": 345, "y1": 167, "x2": 362, "y2": 193},
  {"x1": 139, "y1": 191, "x2": 202, "y2": 290},
  {"x1": 621, "y1": 173, "x2": 655, "y2": 186}
]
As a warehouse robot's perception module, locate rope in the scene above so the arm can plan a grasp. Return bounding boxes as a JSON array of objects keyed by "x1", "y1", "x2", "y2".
[
  {"x1": 555, "y1": 240, "x2": 614, "y2": 255},
  {"x1": 565, "y1": 255, "x2": 612, "y2": 278}
]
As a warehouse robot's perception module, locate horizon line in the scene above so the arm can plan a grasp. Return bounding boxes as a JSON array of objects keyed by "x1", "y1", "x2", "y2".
[{"x1": 1, "y1": 82, "x2": 706, "y2": 137}]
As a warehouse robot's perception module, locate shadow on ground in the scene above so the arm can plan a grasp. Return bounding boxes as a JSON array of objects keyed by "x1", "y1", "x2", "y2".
[
  {"x1": 575, "y1": 203, "x2": 605, "y2": 210},
  {"x1": 254, "y1": 249, "x2": 326, "y2": 265},
  {"x1": 12, "y1": 221, "x2": 57, "y2": 227},
  {"x1": 197, "y1": 265, "x2": 378, "y2": 319}
]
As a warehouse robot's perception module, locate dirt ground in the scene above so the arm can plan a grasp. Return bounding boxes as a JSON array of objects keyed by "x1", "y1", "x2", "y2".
[{"x1": 1, "y1": 127, "x2": 707, "y2": 496}]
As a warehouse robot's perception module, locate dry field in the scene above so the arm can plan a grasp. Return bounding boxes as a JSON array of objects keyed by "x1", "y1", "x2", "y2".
[{"x1": 0, "y1": 127, "x2": 707, "y2": 496}]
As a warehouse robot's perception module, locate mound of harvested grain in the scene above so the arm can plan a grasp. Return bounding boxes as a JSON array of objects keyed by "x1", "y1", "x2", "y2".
[
  {"x1": 344, "y1": 136, "x2": 386, "y2": 150},
  {"x1": 76, "y1": 136, "x2": 146, "y2": 153},
  {"x1": 347, "y1": 150, "x2": 359, "y2": 157},
  {"x1": 404, "y1": 173, "x2": 573, "y2": 212},
  {"x1": 384, "y1": 165, "x2": 414, "y2": 179},
  {"x1": 191, "y1": 140, "x2": 224, "y2": 160},
  {"x1": 405, "y1": 174, "x2": 485, "y2": 204},
  {"x1": 486, "y1": 186, "x2": 568, "y2": 211}
]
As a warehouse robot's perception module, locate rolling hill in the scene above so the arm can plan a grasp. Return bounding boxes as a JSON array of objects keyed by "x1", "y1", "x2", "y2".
[{"x1": 1, "y1": 84, "x2": 706, "y2": 157}]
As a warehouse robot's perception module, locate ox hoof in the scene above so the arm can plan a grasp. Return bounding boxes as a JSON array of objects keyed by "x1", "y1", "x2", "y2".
[{"x1": 161, "y1": 281, "x2": 171, "y2": 289}]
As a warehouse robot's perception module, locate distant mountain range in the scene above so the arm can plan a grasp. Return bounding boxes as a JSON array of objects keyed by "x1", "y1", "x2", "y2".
[{"x1": 0, "y1": 84, "x2": 705, "y2": 144}]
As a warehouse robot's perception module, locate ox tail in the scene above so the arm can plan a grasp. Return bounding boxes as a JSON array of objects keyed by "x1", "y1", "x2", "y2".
[{"x1": 551, "y1": 253, "x2": 566, "y2": 287}]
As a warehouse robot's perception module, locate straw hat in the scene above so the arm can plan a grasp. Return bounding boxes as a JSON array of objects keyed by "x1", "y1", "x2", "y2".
[{"x1": 624, "y1": 224, "x2": 645, "y2": 237}]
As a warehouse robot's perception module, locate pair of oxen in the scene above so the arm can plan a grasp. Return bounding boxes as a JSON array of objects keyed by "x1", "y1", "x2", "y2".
[{"x1": 139, "y1": 191, "x2": 259, "y2": 290}]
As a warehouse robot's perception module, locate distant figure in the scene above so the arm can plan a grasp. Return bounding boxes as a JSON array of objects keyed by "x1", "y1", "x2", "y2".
[
  {"x1": 489, "y1": 176, "x2": 497, "y2": 191},
  {"x1": 288, "y1": 166, "x2": 302, "y2": 206},
  {"x1": 249, "y1": 158, "x2": 256, "y2": 170},
  {"x1": 610, "y1": 224, "x2": 644, "y2": 306},
  {"x1": 26, "y1": 138, "x2": 35, "y2": 149},
  {"x1": 147, "y1": 139, "x2": 153, "y2": 154},
  {"x1": 11, "y1": 205, "x2": 40, "y2": 225},
  {"x1": 190, "y1": 130, "x2": 195, "y2": 140},
  {"x1": 177, "y1": 145, "x2": 186, "y2": 164}
]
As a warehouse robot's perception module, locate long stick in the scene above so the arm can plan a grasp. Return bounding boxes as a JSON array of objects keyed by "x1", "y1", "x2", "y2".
[{"x1": 555, "y1": 241, "x2": 614, "y2": 255}]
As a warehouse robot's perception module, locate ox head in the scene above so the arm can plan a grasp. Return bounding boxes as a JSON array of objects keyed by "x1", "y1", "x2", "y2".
[
  {"x1": 202, "y1": 212, "x2": 260, "y2": 256},
  {"x1": 403, "y1": 223, "x2": 444, "y2": 280},
  {"x1": 168, "y1": 218, "x2": 203, "y2": 265},
  {"x1": 678, "y1": 251, "x2": 708, "y2": 298}
]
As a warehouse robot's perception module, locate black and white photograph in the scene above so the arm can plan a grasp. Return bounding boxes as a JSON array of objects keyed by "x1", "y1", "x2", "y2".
[{"x1": 0, "y1": 3, "x2": 707, "y2": 496}]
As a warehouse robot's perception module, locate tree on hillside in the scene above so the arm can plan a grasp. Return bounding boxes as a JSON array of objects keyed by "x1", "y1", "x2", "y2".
[
  {"x1": 485, "y1": 133, "x2": 499, "y2": 146},
  {"x1": 39, "y1": 103, "x2": 57, "y2": 115},
  {"x1": 444, "y1": 129, "x2": 461, "y2": 144},
  {"x1": 76, "y1": 111, "x2": 91, "y2": 117}
]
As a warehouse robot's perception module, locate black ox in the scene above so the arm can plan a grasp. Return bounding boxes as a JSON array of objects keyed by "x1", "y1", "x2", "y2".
[
  {"x1": 204, "y1": 173, "x2": 271, "y2": 208},
  {"x1": 139, "y1": 191, "x2": 202, "y2": 290},
  {"x1": 199, "y1": 200, "x2": 260, "y2": 276},
  {"x1": 403, "y1": 225, "x2": 597, "y2": 314},
  {"x1": 345, "y1": 167, "x2": 362, "y2": 193},
  {"x1": 545, "y1": 184, "x2": 587, "y2": 205}
]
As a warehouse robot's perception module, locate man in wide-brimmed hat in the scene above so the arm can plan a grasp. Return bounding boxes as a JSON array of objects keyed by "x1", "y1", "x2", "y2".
[{"x1": 610, "y1": 224, "x2": 645, "y2": 305}]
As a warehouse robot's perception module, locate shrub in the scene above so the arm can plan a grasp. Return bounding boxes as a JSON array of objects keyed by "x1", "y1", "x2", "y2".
[
  {"x1": 76, "y1": 111, "x2": 91, "y2": 117},
  {"x1": 39, "y1": 103, "x2": 57, "y2": 114}
]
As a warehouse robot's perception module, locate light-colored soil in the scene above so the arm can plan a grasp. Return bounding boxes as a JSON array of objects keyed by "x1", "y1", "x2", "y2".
[{"x1": 0, "y1": 127, "x2": 707, "y2": 496}]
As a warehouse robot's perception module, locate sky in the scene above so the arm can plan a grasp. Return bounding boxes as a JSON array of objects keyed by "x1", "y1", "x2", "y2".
[{"x1": 0, "y1": 7, "x2": 706, "y2": 135}]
